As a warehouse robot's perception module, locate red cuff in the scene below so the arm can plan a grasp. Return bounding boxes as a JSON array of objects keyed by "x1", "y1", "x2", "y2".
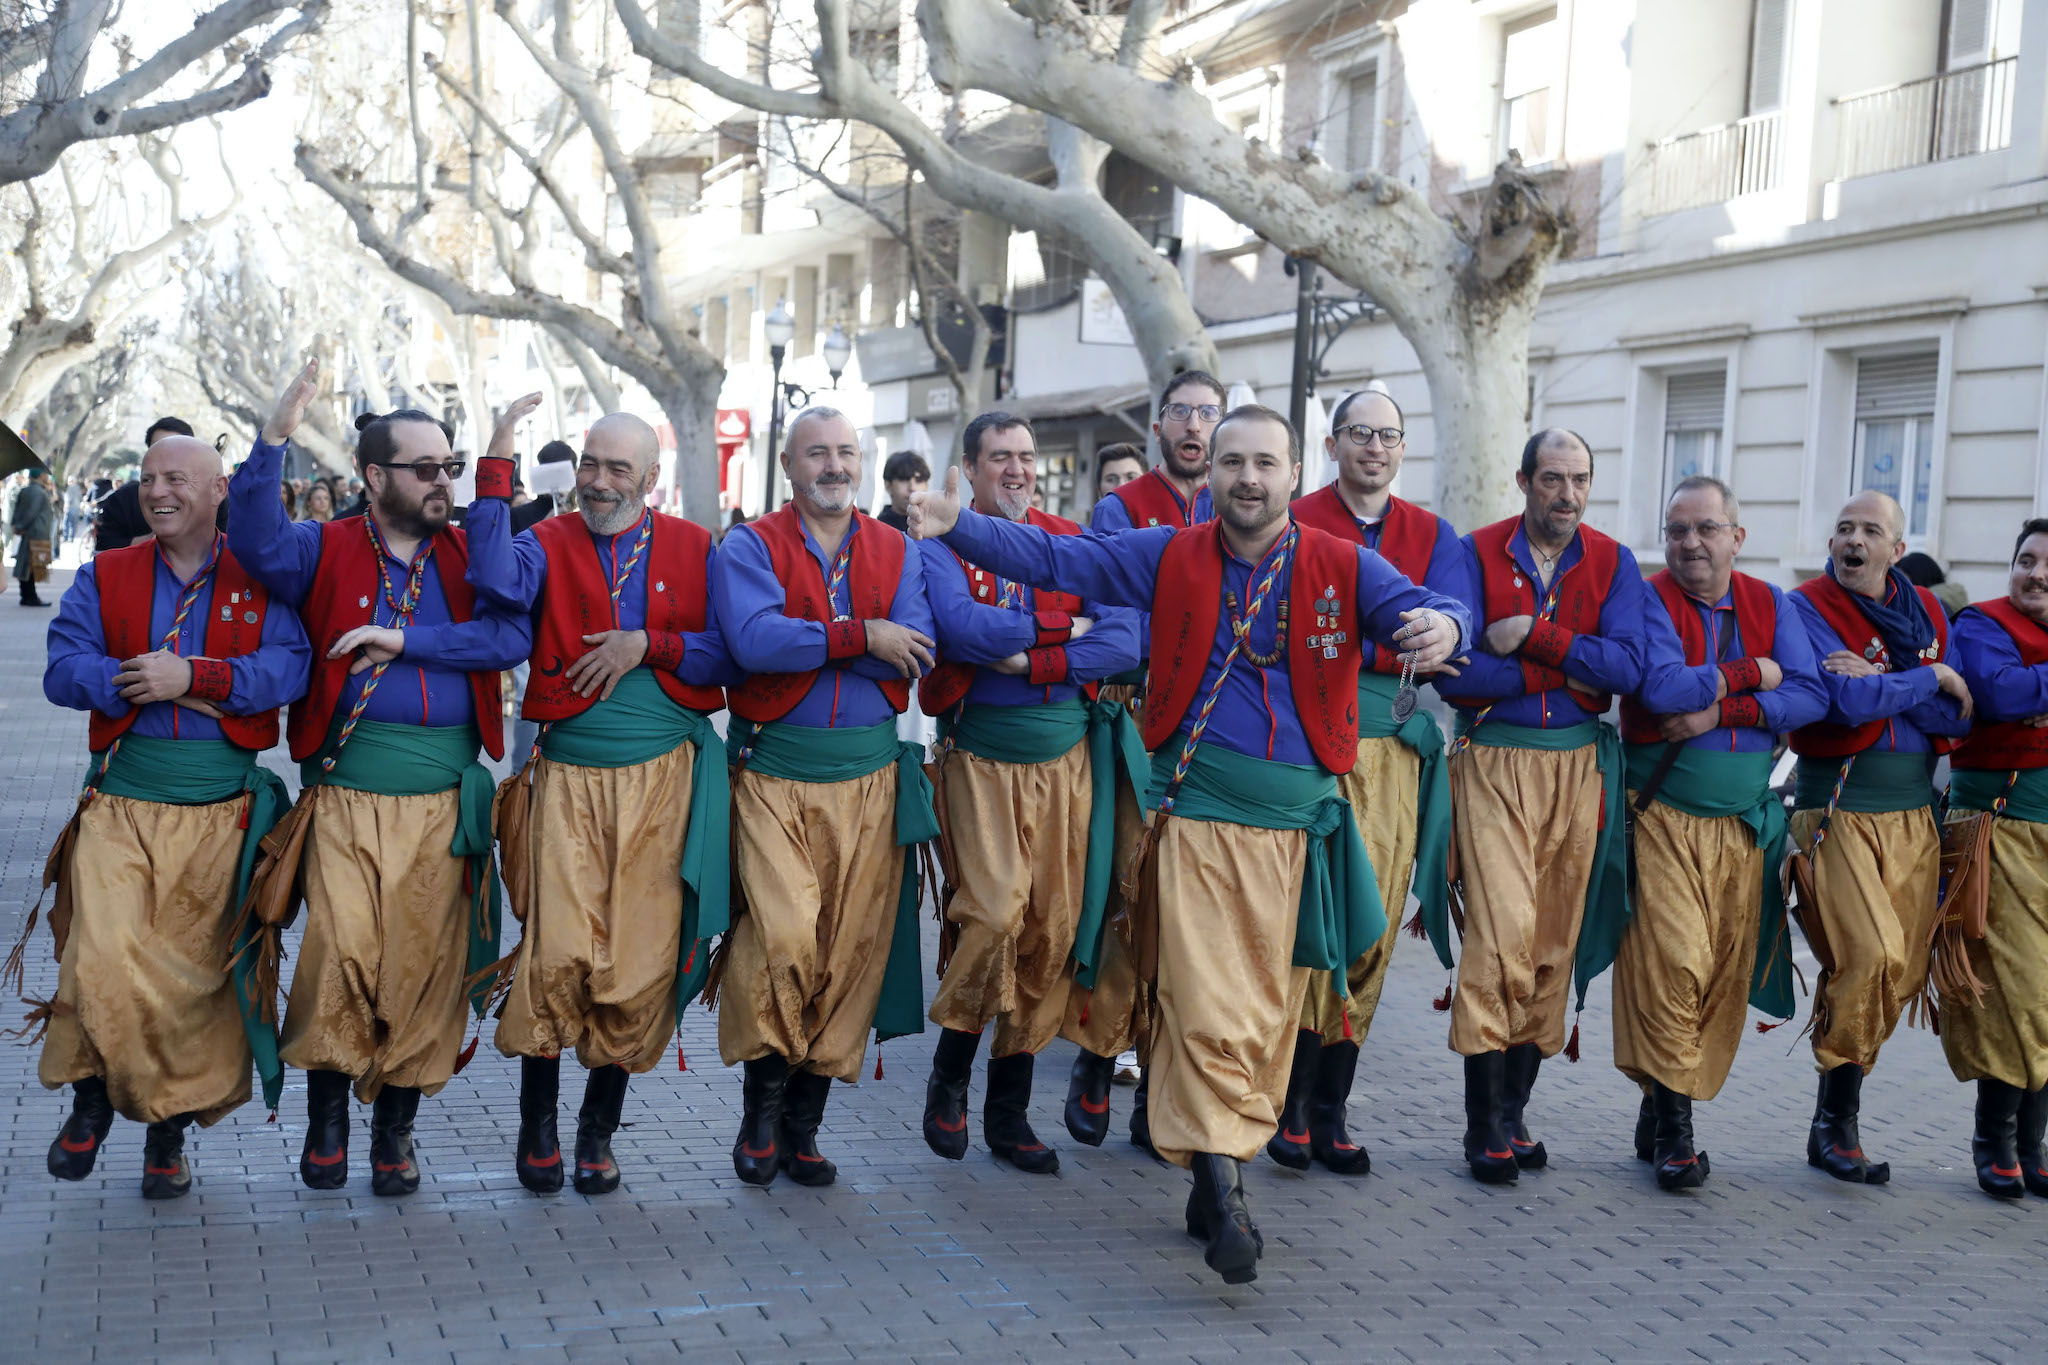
[
  {"x1": 1719, "y1": 658, "x2": 1762, "y2": 694},
  {"x1": 1719, "y1": 696, "x2": 1762, "y2": 729},
  {"x1": 1026, "y1": 647, "x2": 1067, "y2": 687},
  {"x1": 826, "y1": 619, "x2": 867, "y2": 660},
  {"x1": 1520, "y1": 619, "x2": 1575, "y2": 669},
  {"x1": 187, "y1": 657, "x2": 233, "y2": 703},
  {"x1": 1032, "y1": 610, "x2": 1073, "y2": 649},
  {"x1": 646, "y1": 631, "x2": 685, "y2": 673},
  {"x1": 474, "y1": 456, "x2": 516, "y2": 501}
]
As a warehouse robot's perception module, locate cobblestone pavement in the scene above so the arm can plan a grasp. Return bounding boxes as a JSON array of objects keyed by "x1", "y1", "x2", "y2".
[{"x1": 1, "y1": 564, "x2": 2044, "y2": 1364}]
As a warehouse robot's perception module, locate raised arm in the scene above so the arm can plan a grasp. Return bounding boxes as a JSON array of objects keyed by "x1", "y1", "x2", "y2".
[{"x1": 226, "y1": 437, "x2": 324, "y2": 605}]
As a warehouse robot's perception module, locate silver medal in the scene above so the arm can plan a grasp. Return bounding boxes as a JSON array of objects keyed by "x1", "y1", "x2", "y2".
[{"x1": 1390, "y1": 651, "x2": 1419, "y2": 723}]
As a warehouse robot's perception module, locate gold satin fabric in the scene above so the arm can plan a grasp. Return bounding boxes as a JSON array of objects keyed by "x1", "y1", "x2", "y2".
[
  {"x1": 1789, "y1": 806, "x2": 1939, "y2": 1073},
  {"x1": 1448, "y1": 741, "x2": 1600, "y2": 1058},
  {"x1": 496, "y1": 743, "x2": 693, "y2": 1073},
  {"x1": 1612, "y1": 798, "x2": 1761, "y2": 1100},
  {"x1": 1940, "y1": 816, "x2": 2048, "y2": 1089},
  {"x1": 929, "y1": 740, "x2": 1090, "y2": 1057},
  {"x1": 1302, "y1": 735, "x2": 1417, "y2": 1042},
  {"x1": 718, "y1": 764, "x2": 903, "y2": 1083},
  {"x1": 38, "y1": 793, "x2": 252, "y2": 1125},
  {"x1": 1146, "y1": 815, "x2": 1312, "y2": 1168},
  {"x1": 279, "y1": 785, "x2": 472, "y2": 1102},
  {"x1": 1059, "y1": 759, "x2": 1153, "y2": 1057}
]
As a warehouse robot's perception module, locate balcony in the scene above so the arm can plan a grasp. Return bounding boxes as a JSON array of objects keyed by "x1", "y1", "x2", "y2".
[
  {"x1": 1640, "y1": 112, "x2": 1783, "y2": 218},
  {"x1": 1834, "y1": 57, "x2": 2017, "y2": 181}
]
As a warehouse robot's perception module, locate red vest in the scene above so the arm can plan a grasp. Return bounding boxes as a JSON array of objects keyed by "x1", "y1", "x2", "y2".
[
  {"x1": 1789, "y1": 573, "x2": 1954, "y2": 758},
  {"x1": 919, "y1": 505, "x2": 1092, "y2": 715},
  {"x1": 1142, "y1": 519, "x2": 1362, "y2": 775},
  {"x1": 727, "y1": 504, "x2": 911, "y2": 722},
  {"x1": 89, "y1": 539, "x2": 280, "y2": 753},
  {"x1": 1289, "y1": 485, "x2": 1443, "y2": 675},
  {"x1": 1619, "y1": 570, "x2": 1778, "y2": 743},
  {"x1": 1442, "y1": 516, "x2": 1621, "y2": 714},
  {"x1": 1108, "y1": 468, "x2": 1201, "y2": 529},
  {"x1": 1950, "y1": 597, "x2": 2048, "y2": 771},
  {"x1": 288, "y1": 516, "x2": 505, "y2": 763},
  {"x1": 522, "y1": 511, "x2": 724, "y2": 720}
]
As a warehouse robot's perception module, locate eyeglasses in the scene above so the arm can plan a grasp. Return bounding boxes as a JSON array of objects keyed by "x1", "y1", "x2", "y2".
[
  {"x1": 371, "y1": 459, "x2": 467, "y2": 482},
  {"x1": 1336, "y1": 425, "x2": 1404, "y2": 449},
  {"x1": 1160, "y1": 402, "x2": 1223, "y2": 424},
  {"x1": 1663, "y1": 520, "x2": 1735, "y2": 542}
]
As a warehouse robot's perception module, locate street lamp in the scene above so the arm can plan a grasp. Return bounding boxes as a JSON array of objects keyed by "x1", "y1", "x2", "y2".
[
  {"x1": 763, "y1": 301, "x2": 796, "y2": 511},
  {"x1": 822, "y1": 324, "x2": 852, "y2": 386},
  {"x1": 1283, "y1": 257, "x2": 1378, "y2": 438}
]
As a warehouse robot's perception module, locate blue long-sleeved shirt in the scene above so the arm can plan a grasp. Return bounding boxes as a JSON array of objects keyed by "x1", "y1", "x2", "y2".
[
  {"x1": 461, "y1": 499, "x2": 738, "y2": 688},
  {"x1": 1448, "y1": 523, "x2": 1650, "y2": 728},
  {"x1": 711, "y1": 513, "x2": 935, "y2": 728},
  {"x1": 1088, "y1": 477, "x2": 1214, "y2": 534},
  {"x1": 1634, "y1": 580, "x2": 1828, "y2": 752},
  {"x1": 918, "y1": 535, "x2": 1141, "y2": 708},
  {"x1": 1306, "y1": 498, "x2": 1479, "y2": 695},
  {"x1": 939, "y1": 508, "x2": 1471, "y2": 768},
  {"x1": 1788, "y1": 585, "x2": 1969, "y2": 752},
  {"x1": 228, "y1": 437, "x2": 530, "y2": 728},
  {"x1": 1952, "y1": 607, "x2": 2048, "y2": 722},
  {"x1": 45, "y1": 540, "x2": 312, "y2": 743}
]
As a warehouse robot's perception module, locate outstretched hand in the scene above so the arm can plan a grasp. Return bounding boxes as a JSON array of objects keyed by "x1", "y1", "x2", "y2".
[
  {"x1": 909, "y1": 466, "x2": 963, "y2": 540},
  {"x1": 263, "y1": 355, "x2": 321, "y2": 445},
  {"x1": 489, "y1": 393, "x2": 545, "y2": 463}
]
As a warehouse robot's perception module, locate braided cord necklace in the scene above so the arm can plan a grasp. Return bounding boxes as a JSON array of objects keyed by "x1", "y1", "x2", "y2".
[{"x1": 322, "y1": 515, "x2": 433, "y2": 772}]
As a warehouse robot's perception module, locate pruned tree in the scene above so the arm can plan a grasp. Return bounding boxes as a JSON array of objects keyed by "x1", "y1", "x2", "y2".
[
  {"x1": 18, "y1": 317, "x2": 151, "y2": 479},
  {"x1": 0, "y1": 0, "x2": 328, "y2": 186}
]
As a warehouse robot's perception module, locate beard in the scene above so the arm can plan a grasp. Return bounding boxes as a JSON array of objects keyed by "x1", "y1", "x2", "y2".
[
  {"x1": 990, "y1": 486, "x2": 1032, "y2": 521},
  {"x1": 795, "y1": 473, "x2": 855, "y2": 513},
  {"x1": 579, "y1": 487, "x2": 643, "y2": 536},
  {"x1": 373, "y1": 479, "x2": 449, "y2": 540},
  {"x1": 1161, "y1": 438, "x2": 1207, "y2": 480},
  {"x1": 1218, "y1": 489, "x2": 1284, "y2": 536}
]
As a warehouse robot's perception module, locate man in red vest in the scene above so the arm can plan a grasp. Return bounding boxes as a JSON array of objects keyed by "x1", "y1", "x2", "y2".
[
  {"x1": 229, "y1": 359, "x2": 530, "y2": 1197},
  {"x1": 463, "y1": 400, "x2": 736, "y2": 1196},
  {"x1": 711, "y1": 406, "x2": 939, "y2": 1188},
  {"x1": 1617, "y1": 475, "x2": 1826, "y2": 1189},
  {"x1": 1788, "y1": 490, "x2": 1972, "y2": 1183},
  {"x1": 915, "y1": 411, "x2": 1141, "y2": 1175},
  {"x1": 1440, "y1": 429, "x2": 1649, "y2": 1186},
  {"x1": 1087, "y1": 370, "x2": 1224, "y2": 534},
  {"x1": 1945, "y1": 518, "x2": 2048, "y2": 1199},
  {"x1": 1271, "y1": 387, "x2": 1468, "y2": 1178},
  {"x1": 912, "y1": 404, "x2": 1467, "y2": 1284},
  {"x1": 32, "y1": 434, "x2": 308, "y2": 1199}
]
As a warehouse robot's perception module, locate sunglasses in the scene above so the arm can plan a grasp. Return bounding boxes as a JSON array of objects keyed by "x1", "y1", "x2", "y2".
[{"x1": 370, "y1": 458, "x2": 466, "y2": 482}]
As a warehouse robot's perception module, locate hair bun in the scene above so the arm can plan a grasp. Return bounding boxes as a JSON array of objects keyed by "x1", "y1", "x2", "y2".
[{"x1": 354, "y1": 412, "x2": 382, "y2": 433}]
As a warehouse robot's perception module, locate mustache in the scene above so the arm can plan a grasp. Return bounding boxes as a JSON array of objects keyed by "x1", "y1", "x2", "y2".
[
  {"x1": 814, "y1": 473, "x2": 854, "y2": 485},
  {"x1": 583, "y1": 487, "x2": 624, "y2": 503}
]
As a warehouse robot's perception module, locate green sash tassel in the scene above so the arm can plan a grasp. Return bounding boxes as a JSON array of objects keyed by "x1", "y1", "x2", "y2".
[
  {"x1": 1952, "y1": 767, "x2": 2048, "y2": 823},
  {"x1": 734, "y1": 720, "x2": 933, "y2": 1043},
  {"x1": 1142, "y1": 744, "x2": 1385, "y2": 988},
  {"x1": 1075, "y1": 702, "x2": 1150, "y2": 989},
  {"x1": 1359, "y1": 675, "x2": 1456, "y2": 971}
]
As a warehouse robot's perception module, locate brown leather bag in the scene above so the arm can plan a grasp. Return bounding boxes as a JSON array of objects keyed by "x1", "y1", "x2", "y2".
[
  {"x1": 28, "y1": 538, "x2": 51, "y2": 582},
  {"x1": 1936, "y1": 809, "x2": 1993, "y2": 941},
  {"x1": 239, "y1": 787, "x2": 317, "y2": 932},
  {"x1": 494, "y1": 756, "x2": 541, "y2": 925}
]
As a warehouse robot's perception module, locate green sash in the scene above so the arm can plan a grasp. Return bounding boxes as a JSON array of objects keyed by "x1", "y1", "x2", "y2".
[
  {"x1": 1952, "y1": 767, "x2": 2048, "y2": 824},
  {"x1": 305, "y1": 721, "x2": 502, "y2": 1016},
  {"x1": 540, "y1": 673, "x2": 733, "y2": 1016},
  {"x1": 90, "y1": 736, "x2": 290, "y2": 1110},
  {"x1": 733, "y1": 720, "x2": 935, "y2": 1042},
  {"x1": 1357, "y1": 673, "x2": 1455, "y2": 970},
  {"x1": 1624, "y1": 742, "x2": 1794, "y2": 1021},
  {"x1": 1143, "y1": 744, "x2": 1385, "y2": 985},
  {"x1": 1793, "y1": 751, "x2": 1935, "y2": 814},
  {"x1": 1452, "y1": 718, "x2": 1630, "y2": 1009}
]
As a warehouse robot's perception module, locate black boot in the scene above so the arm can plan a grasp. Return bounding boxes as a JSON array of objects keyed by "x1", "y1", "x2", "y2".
[
  {"x1": 299, "y1": 1069, "x2": 351, "y2": 1190},
  {"x1": 515, "y1": 1055, "x2": 563, "y2": 1194},
  {"x1": 2019, "y1": 1085, "x2": 2048, "y2": 1197},
  {"x1": 139, "y1": 1118, "x2": 193, "y2": 1199},
  {"x1": 369, "y1": 1086, "x2": 422, "y2": 1196},
  {"x1": 1972, "y1": 1079, "x2": 2025, "y2": 1200},
  {"x1": 1462, "y1": 1051, "x2": 1518, "y2": 1185},
  {"x1": 923, "y1": 1027, "x2": 980, "y2": 1160},
  {"x1": 1309, "y1": 1039, "x2": 1371, "y2": 1176},
  {"x1": 1188, "y1": 1154, "x2": 1260, "y2": 1284},
  {"x1": 1501, "y1": 1042, "x2": 1548, "y2": 1169},
  {"x1": 1265, "y1": 1030, "x2": 1317, "y2": 1170},
  {"x1": 1807, "y1": 1063, "x2": 1888, "y2": 1184},
  {"x1": 1633, "y1": 1092, "x2": 1654, "y2": 1162},
  {"x1": 984, "y1": 1051, "x2": 1059, "y2": 1174},
  {"x1": 48, "y1": 1077, "x2": 114, "y2": 1180},
  {"x1": 572, "y1": 1064, "x2": 628, "y2": 1195},
  {"x1": 1063, "y1": 1049, "x2": 1116, "y2": 1147},
  {"x1": 1130, "y1": 1069, "x2": 1156, "y2": 1156},
  {"x1": 780, "y1": 1069, "x2": 838, "y2": 1186},
  {"x1": 1650, "y1": 1082, "x2": 1706, "y2": 1190},
  {"x1": 733, "y1": 1055, "x2": 787, "y2": 1186}
]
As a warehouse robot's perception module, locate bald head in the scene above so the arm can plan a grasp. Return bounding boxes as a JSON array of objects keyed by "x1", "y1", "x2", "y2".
[
  {"x1": 576, "y1": 412, "x2": 662, "y2": 536},
  {"x1": 139, "y1": 434, "x2": 227, "y2": 550},
  {"x1": 145, "y1": 434, "x2": 224, "y2": 482},
  {"x1": 1841, "y1": 490, "x2": 1904, "y2": 543},
  {"x1": 1828, "y1": 489, "x2": 1908, "y2": 599},
  {"x1": 586, "y1": 412, "x2": 660, "y2": 478}
]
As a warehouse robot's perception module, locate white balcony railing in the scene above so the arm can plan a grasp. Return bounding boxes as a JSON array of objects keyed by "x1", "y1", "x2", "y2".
[
  {"x1": 1834, "y1": 56, "x2": 2017, "y2": 180},
  {"x1": 1640, "y1": 111, "x2": 1783, "y2": 217}
]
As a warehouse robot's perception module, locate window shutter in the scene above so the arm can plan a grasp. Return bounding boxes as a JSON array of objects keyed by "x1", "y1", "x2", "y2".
[
  {"x1": 1855, "y1": 352, "x2": 1939, "y2": 417},
  {"x1": 1946, "y1": 0, "x2": 1993, "y2": 66},
  {"x1": 1664, "y1": 369, "x2": 1727, "y2": 431},
  {"x1": 1748, "y1": 0, "x2": 1790, "y2": 114},
  {"x1": 1346, "y1": 67, "x2": 1379, "y2": 173}
]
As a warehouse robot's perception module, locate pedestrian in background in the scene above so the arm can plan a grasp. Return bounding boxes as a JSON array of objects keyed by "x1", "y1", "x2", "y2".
[{"x1": 12, "y1": 464, "x2": 55, "y2": 607}]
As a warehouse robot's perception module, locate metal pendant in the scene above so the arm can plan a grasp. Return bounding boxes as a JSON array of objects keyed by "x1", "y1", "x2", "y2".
[{"x1": 1390, "y1": 684, "x2": 1418, "y2": 723}]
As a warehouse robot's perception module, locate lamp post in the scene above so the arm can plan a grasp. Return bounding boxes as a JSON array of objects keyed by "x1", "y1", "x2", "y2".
[
  {"x1": 762, "y1": 300, "x2": 796, "y2": 512},
  {"x1": 822, "y1": 324, "x2": 852, "y2": 387},
  {"x1": 1284, "y1": 256, "x2": 1379, "y2": 437}
]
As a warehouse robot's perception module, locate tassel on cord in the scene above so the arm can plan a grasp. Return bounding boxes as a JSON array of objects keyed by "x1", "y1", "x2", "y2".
[
  {"x1": 453, "y1": 1029, "x2": 481, "y2": 1074},
  {"x1": 1431, "y1": 974, "x2": 1453, "y2": 1012},
  {"x1": 1077, "y1": 990, "x2": 1090, "y2": 1028},
  {"x1": 1404, "y1": 909, "x2": 1427, "y2": 940},
  {"x1": 267, "y1": 1110, "x2": 277, "y2": 1123},
  {"x1": 1563, "y1": 1015, "x2": 1582, "y2": 1063},
  {"x1": 1340, "y1": 1006, "x2": 1353, "y2": 1041},
  {"x1": 1755, "y1": 1017, "x2": 1789, "y2": 1035},
  {"x1": 677, "y1": 1034, "x2": 687, "y2": 1072},
  {"x1": 873, "y1": 1048, "x2": 884, "y2": 1081}
]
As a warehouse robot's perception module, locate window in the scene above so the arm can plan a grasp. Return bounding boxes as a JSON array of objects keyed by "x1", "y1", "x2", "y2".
[
  {"x1": 1662, "y1": 368, "x2": 1727, "y2": 503},
  {"x1": 1344, "y1": 65, "x2": 1379, "y2": 175},
  {"x1": 1499, "y1": 9, "x2": 1560, "y2": 165},
  {"x1": 1852, "y1": 351, "x2": 1939, "y2": 538},
  {"x1": 1945, "y1": 0, "x2": 1995, "y2": 67},
  {"x1": 1747, "y1": 0, "x2": 1791, "y2": 114}
]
